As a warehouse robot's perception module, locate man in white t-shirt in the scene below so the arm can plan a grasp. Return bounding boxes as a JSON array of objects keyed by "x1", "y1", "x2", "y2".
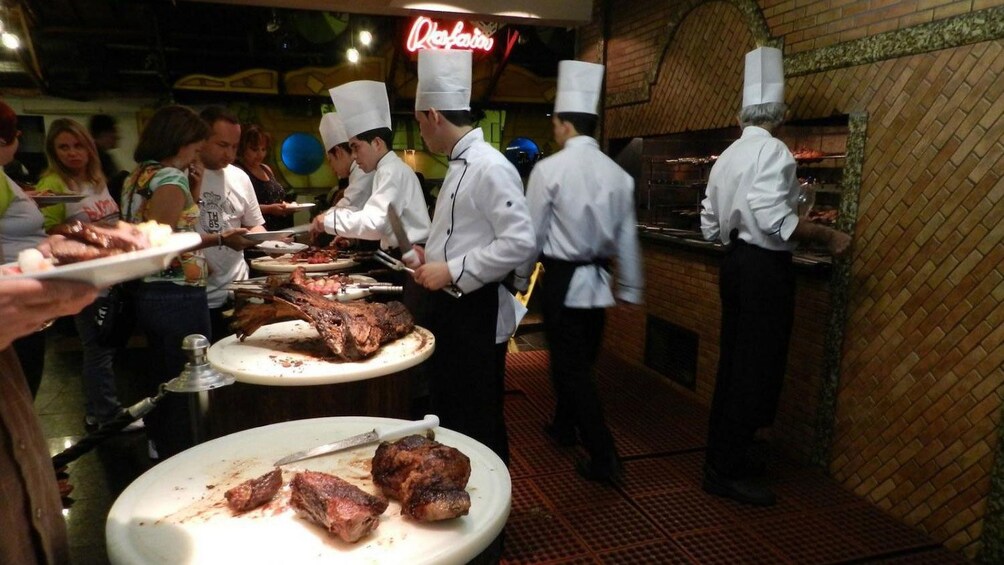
[{"x1": 196, "y1": 107, "x2": 265, "y2": 341}]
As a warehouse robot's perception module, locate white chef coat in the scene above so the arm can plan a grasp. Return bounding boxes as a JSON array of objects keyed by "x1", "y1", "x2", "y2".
[
  {"x1": 425, "y1": 128, "x2": 536, "y2": 342},
  {"x1": 700, "y1": 126, "x2": 800, "y2": 251},
  {"x1": 324, "y1": 151, "x2": 430, "y2": 249},
  {"x1": 196, "y1": 165, "x2": 265, "y2": 308},
  {"x1": 334, "y1": 161, "x2": 374, "y2": 211},
  {"x1": 516, "y1": 136, "x2": 644, "y2": 308}
]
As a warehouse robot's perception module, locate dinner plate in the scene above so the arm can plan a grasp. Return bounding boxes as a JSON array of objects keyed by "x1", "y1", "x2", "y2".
[
  {"x1": 0, "y1": 232, "x2": 202, "y2": 287},
  {"x1": 249, "y1": 256, "x2": 357, "y2": 273},
  {"x1": 243, "y1": 230, "x2": 294, "y2": 242},
  {"x1": 27, "y1": 193, "x2": 87, "y2": 204},
  {"x1": 256, "y1": 241, "x2": 309, "y2": 255},
  {"x1": 283, "y1": 202, "x2": 315, "y2": 210},
  {"x1": 106, "y1": 417, "x2": 510, "y2": 565},
  {"x1": 208, "y1": 322, "x2": 434, "y2": 385}
]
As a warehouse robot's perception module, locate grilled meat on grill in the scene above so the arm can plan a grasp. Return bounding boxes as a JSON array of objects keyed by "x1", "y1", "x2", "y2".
[
  {"x1": 371, "y1": 434, "x2": 472, "y2": 521},
  {"x1": 290, "y1": 471, "x2": 388, "y2": 543}
]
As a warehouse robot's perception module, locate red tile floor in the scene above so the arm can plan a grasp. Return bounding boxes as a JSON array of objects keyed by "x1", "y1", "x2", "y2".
[{"x1": 500, "y1": 350, "x2": 966, "y2": 564}]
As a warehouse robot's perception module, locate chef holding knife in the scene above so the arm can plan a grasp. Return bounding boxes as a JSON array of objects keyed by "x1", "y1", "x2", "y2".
[
  {"x1": 410, "y1": 49, "x2": 536, "y2": 464},
  {"x1": 700, "y1": 47, "x2": 851, "y2": 506}
]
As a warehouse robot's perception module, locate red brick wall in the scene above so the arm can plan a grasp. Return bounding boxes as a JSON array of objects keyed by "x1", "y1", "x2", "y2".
[{"x1": 593, "y1": 0, "x2": 1004, "y2": 558}]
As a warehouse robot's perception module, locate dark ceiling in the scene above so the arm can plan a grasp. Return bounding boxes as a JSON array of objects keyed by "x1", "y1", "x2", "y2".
[{"x1": 1, "y1": 0, "x2": 576, "y2": 102}]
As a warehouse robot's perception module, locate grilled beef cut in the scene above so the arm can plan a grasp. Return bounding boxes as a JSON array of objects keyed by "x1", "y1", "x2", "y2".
[
  {"x1": 290, "y1": 471, "x2": 389, "y2": 543},
  {"x1": 371, "y1": 435, "x2": 472, "y2": 521},
  {"x1": 233, "y1": 267, "x2": 414, "y2": 360},
  {"x1": 224, "y1": 468, "x2": 283, "y2": 513},
  {"x1": 47, "y1": 220, "x2": 148, "y2": 264}
]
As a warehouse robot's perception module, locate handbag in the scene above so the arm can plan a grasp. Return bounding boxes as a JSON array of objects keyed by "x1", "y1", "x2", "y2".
[{"x1": 93, "y1": 283, "x2": 136, "y2": 348}]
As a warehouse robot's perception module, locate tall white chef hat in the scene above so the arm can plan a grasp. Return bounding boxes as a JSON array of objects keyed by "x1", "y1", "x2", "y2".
[
  {"x1": 415, "y1": 49, "x2": 472, "y2": 111},
  {"x1": 329, "y1": 81, "x2": 392, "y2": 139},
  {"x1": 554, "y1": 60, "x2": 605, "y2": 115},
  {"x1": 743, "y1": 46, "x2": 785, "y2": 109},
  {"x1": 318, "y1": 112, "x2": 348, "y2": 151}
]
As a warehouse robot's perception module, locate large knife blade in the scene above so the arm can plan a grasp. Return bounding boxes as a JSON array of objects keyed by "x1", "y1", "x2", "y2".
[
  {"x1": 386, "y1": 204, "x2": 418, "y2": 265},
  {"x1": 274, "y1": 414, "x2": 439, "y2": 466}
]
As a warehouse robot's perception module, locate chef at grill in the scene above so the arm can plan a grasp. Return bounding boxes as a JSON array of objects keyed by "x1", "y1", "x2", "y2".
[
  {"x1": 514, "y1": 60, "x2": 643, "y2": 484},
  {"x1": 312, "y1": 80, "x2": 429, "y2": 251},
  {"x1": 700, "y1": 46, "x2": 851, "y2": 507},
  {"x1": 411, "y1": 49, "x2": 536, "y2": 464},
  {"x1": 318, "y1": 112, "x2": 373, "y2": 212}
]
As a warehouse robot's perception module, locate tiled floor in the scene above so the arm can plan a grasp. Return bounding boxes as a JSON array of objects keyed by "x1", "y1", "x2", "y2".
[{"x1": 36, "y1": 329, "x2": 966, "y2": 564}]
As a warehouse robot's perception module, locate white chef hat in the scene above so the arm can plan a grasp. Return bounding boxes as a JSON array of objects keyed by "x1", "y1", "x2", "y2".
[
  {"x1": 318, "y1": 112, "x2": 348, "y2": 151},
  {"x1": 743, "y1": 46, "x2": 785, "y2": 108},
  {"x1": 415, "y1": 49, "x2": 472, "y2": 111},
  {"x1": 554, "y1": 60, "x2": 605, "y2": 115},
  {"x1": 329, "y1": 81, "x2": 392, "y2": 138}
]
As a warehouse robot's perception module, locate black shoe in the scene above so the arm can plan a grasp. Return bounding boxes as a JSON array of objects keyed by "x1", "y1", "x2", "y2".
[
  {"x1": 544, "y1": 423, "x2": 577, "y2": 447},
  {"x1": 702, "y1": 466, "x2": 776, "y2": 506},
  {"x1": 576, "y1": 457, "x2": 623, "y2": 485}
]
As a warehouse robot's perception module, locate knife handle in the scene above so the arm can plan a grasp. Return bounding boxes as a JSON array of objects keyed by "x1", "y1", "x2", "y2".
[{"x1": 376, "y1": 414, "x2": 440, "y2": 441}]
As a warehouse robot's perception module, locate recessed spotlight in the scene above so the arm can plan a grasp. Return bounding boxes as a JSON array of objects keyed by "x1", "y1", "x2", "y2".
[
  {"x1": 347, "y1": 47, "x2": 360, "y2": 63},
  {"x1": 1, "y1": 32, "x2": 20, "y2": 50},
  {"x1": 359, "y1": 31, "x2": 372, "y2": 46}
]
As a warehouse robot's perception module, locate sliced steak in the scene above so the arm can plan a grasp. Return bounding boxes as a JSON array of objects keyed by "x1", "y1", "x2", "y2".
[
  {"x1": 224, "y1": 468, "x2": 283, "y2": 513},
  {"x1": 372, "y1": 434, "x2": 472, "y2": 521},
  {"x1": 290, "y1": 471, "x2": 388, "y2": 543}
]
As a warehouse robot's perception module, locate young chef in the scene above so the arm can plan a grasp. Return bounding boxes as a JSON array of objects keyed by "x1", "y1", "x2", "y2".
[
  {"x1": 318, "y1": 111, "x2": 373, "y2": 212},
  {"x1": 514, "y1": 60, "x2": 644, "y2": 484},
  {"x1": 700, "y1": 47, "x2": 852, "y2": 506},
  {"x1": 411, "y1": 49, "x2": 536, "y2": 464},
  {"x1": 311, "y1": 81, "x2": 429, "y2": 251}
]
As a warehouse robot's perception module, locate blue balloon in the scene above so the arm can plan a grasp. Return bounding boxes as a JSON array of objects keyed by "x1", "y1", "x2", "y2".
[
  {"x1": 280, "y1": 133, "x2": 325, "y2": 175},
  {"x1": 504, "y1": 137, "x2": 541, "y2": 177}
]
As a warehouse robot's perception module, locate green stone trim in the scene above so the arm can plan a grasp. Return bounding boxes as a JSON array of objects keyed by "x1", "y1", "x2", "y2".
[
  {"x1": 608, "y1": 0, "x2": 778, "y2": 108},
  {"x1": 787, "y1": 6, "x2": 1004, "y2": 77},
  {"x1": 810, "y1": 111, "x2": 868, "y2": 467}
]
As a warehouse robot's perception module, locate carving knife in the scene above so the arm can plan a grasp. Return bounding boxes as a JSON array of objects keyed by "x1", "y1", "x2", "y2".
[
  {"x1": 386, "y1": 203, "x2": 419, "y2": 265},
  {"x1": 273, "y1": 414, "x2": 440, "y2": 466}
]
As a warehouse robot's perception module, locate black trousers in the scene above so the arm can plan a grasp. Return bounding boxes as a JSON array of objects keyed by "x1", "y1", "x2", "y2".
[
  {"x1": 540, "y1": 257, "x2": 617, "y2": 466},
  {"x1": 426, "y1": 283, "x2": 509, "y2": 464},
  {"x1": 705, "y1": 240, "x2": 796, "y2": 479}
]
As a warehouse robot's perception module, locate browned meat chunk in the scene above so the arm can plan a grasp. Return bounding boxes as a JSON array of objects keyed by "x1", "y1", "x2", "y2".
[
  {"x1": 290, "y1": 471, "x2": 389, "y2": 543},
  {"x1": 224, "y1": 468, "x2": 283, "y2": 513},
  {"x1": 48, "y1": 220, "x2": 148, "y2": 264},
  {"x1": 233, "y1": 268, "x2": 414, "y2": 360},
  {"x1": 372, "y1": 435, "x2": 472, "y2": 521}
]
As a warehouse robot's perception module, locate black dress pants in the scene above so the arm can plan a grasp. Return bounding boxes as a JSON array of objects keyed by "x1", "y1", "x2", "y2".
[{"x1": 705, "y1": 240, "x2": 795, "y2": 479}]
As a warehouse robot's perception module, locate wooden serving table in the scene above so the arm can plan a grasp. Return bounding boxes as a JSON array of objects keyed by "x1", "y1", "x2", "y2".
[
  {"x1": 205, "y1": 321, "x2": 434, "y2": 437},
  {"x1": 106, "y1": 417, "x2": 510, "y2": 565}
]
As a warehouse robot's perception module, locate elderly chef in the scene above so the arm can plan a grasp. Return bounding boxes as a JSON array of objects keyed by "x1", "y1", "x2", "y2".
[
  {"x1": 700, "y1": 46, "x2": 851, "y2": 507},
  {"x1": 310, "y1": 81, "x2": 429, "y2": 250},
  {"x1": 318, "y1": 112, "x2": 373, "y2": 212},
  {"x1": 411, "y1": 49, "x2": 536, "y2": 464},
  {"x1": 514, "y1": 60, "x2": 643, "y2": 484}
]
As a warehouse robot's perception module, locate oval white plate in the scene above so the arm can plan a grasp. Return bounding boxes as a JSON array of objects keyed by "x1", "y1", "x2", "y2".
[
  {"x1": 243, "y1": 230, "x2": 295, "y2": 242},
  {"x1": 256, "y1": 241, "x2": 309, "y2": 255}
]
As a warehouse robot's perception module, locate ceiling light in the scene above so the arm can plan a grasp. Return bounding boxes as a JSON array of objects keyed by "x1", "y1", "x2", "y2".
[
  {"x1": 1, "y1": 32, "x2": 20, "y2": 50},
  {"x1": 346, "y1": 47, "x2": 360, "y2": 63},
  {"x1": 358, "y1": 30, "x2": 372, "y2": 46}
]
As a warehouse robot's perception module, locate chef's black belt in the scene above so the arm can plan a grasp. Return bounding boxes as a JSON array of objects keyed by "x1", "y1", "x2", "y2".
[{"x1": 540, "y1": 256, "x2": 612, "y2": 271}]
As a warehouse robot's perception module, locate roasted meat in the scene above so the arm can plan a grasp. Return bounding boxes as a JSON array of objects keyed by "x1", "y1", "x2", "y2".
[
  {"x1": 372, "y1": 434, "x2": 472, "y2": 521},
  {"x1": 47, "y1": 220, "x2": 150, "y2": 264},
  {"x1": 290, "y1": 471, "x2": 388, "y2": 543},
  {"x1": 233, "y1": 268, "x2": 414, "y2": 360},
  {"x1": 224, "y1": 468, "x2": 283, "y2": 513}
]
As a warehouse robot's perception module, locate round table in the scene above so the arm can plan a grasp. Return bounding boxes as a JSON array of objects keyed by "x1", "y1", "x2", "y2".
[
  {"x1": 206, "y1": 321, "x2": 434, "y2": 437},
  {"x1": 106, "y1": 417, "x2": 511, "y2": 565}
]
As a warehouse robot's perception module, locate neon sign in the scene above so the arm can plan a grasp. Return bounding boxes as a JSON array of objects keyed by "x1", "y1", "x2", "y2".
[{"x1": 406, "y1": 17, "x2": 496, "y2": 53}]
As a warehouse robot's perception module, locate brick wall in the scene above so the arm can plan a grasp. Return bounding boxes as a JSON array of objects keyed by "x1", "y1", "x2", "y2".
[{"x1": 594, "y1": 0, "x2": 1004, "y2": 558}]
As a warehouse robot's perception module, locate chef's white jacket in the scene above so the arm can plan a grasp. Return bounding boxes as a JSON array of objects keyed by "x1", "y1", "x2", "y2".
[
  {"x1": 334, "y1": 161, "x2": 374, "y2": 211},
  {"x1": 516, "y1": 136, "x2": 644, "y2": 308},
  {"x1": 324, "y1": 151, "x2": 430, "y2": 248},
  {"x1": 700, "y1": 126, "x2": 799, "y2": 251},
  {"x1": 425, "y1": 128, "x2": 536, "y2": 342}
]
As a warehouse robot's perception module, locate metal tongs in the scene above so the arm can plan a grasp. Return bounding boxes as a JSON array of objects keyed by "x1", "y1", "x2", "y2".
[{"x1": 373, "y1": 249, "x2": 463, "y2": 298}]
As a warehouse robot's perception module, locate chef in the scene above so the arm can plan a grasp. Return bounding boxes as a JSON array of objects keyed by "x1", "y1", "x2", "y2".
[
  {"x1": 318, "y1": 111, "x2": 373, "y2": 212},
  {"x1": 311, "y1": 81, "x2": 429, "y2": 251},
  {"x1": 700, "y1": 46, "x2": 851, "y2": 506},
  {"x1": 514, "y1": 60, "x2": 643, "y2": 484},
  {"x1": 411, "y1": 49, "x2": 536, "y2": 464}
]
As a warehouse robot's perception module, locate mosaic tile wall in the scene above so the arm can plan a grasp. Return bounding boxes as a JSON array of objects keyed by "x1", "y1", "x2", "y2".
[{"x1": 581, "y1": 0, "x2": 1004, "y2": 558}]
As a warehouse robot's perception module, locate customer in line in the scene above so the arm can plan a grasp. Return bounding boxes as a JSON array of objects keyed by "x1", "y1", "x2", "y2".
[
  {"x1": 37, "y1": 117, "x2": 143, "y2": 432},
  {"x1": 700, "y1": 47, "x2": 851, "y2": 506},
  {"x1": 515, "y1": 60, "x2": 644, "y2": 484},
  {"x1": 237, "y1": 125, "x2": 295, "y2": 231}
]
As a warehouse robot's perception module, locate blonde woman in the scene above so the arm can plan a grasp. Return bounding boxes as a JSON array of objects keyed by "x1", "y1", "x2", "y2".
[{"x1": 37, "y1": 118, "x2": 142, "y2": 433}]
